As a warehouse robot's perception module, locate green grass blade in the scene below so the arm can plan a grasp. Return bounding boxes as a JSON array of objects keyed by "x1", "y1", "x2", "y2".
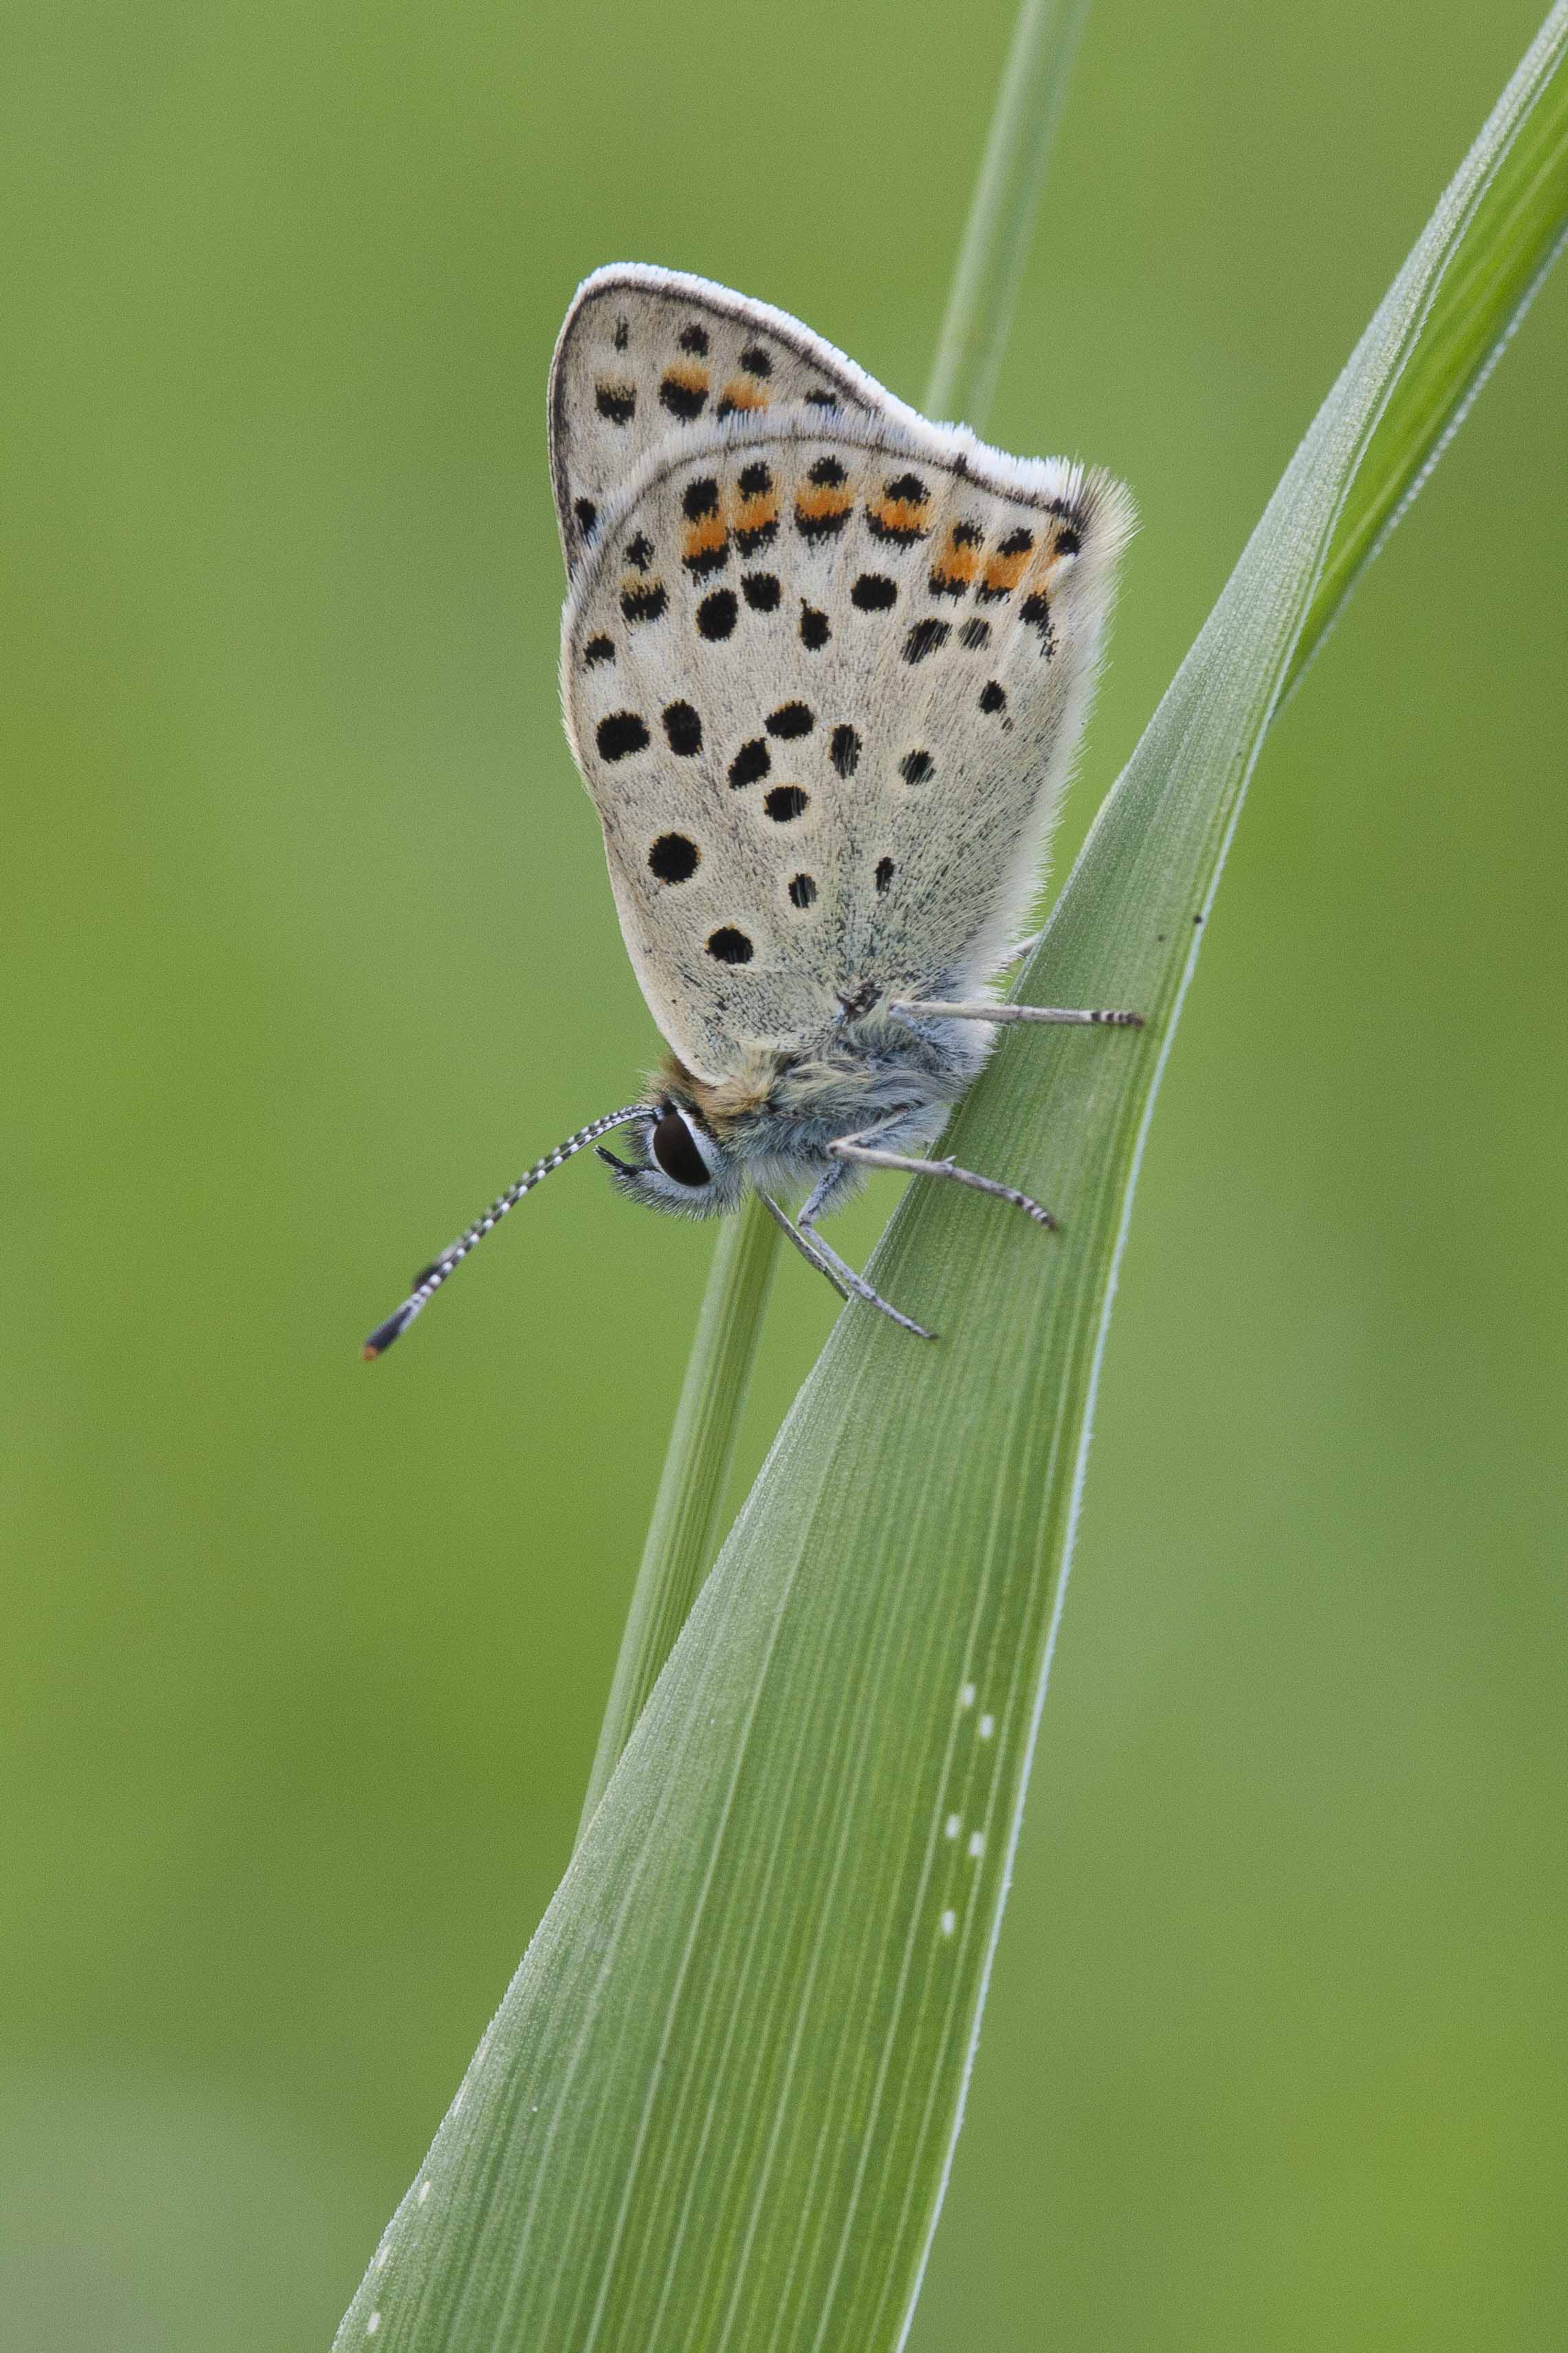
[
  {"x1": 335, "y1": 9, "x2": 1568, "y2": 2348},
  {"x1": 1294, "y1": 69, "x2": 1568, "y2": 688},
  {"x1": 577, "y1": 1196, "x2": 778, "y2": 1837},
  {"x1": 577, "y1": 0, "x2": 1095, "y2": 1827},
  {"x1": 924, "y1": 0, "x2": 1096, "y2": 428}
]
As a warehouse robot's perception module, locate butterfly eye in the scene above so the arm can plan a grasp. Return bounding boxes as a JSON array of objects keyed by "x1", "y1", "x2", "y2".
[{"x1": 650, "y1": 1109, "x2": 712, "y2": 1188}]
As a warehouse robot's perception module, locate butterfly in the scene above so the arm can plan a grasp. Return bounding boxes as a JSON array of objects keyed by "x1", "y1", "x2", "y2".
[{"x1": 364, "y1": 265, "x2": 1138, "y2": 1356}]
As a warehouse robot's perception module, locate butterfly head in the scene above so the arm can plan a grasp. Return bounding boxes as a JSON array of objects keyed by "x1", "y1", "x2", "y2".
[{"x1": 595, "y1": 1097, "x2": 746, "y2": 1219}]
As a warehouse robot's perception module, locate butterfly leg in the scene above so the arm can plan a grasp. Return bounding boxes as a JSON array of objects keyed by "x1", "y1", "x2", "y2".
[
  {"x1": 890, "y1": 997, "x2": 1143, "y2": 1029},
  {"x1": 755, "y1": 1190, "x2": 850, "y2": 1303},
  {"x1": 827, "y1": 1130, "x2": 1056, "y2": 1229},
  {"x1": 1000, "y1": 926, "x2": 1048, "y2": 965},
  {"x1": 788, "y1": 1173, "x2": 936, "y2": 1341}
]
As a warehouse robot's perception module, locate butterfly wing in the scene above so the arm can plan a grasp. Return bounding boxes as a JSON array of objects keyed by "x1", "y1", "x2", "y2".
[
  {"x1": 549, "y1": 265, "x2": 904, "y2": 581},
  {"x1": 561, "y1": 392, "x2": 1132, "y2": 1086}
]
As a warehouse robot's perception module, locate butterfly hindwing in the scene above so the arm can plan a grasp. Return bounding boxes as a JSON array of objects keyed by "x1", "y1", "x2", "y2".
[
  {"x1": 549, "y1": 266, "x2": 898, "y2": 580},
  {"x1": 561, "y1": 406, "x2": 1132, "y2": 1084}
]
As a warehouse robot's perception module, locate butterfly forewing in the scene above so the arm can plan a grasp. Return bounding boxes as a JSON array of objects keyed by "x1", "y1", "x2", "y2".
[
  {"x1": 549, "y1": 265, "x2": 889, "y2": 580},
  {"x1": 562, "y1": 404, "x2": 1132, "y2": 1085}
]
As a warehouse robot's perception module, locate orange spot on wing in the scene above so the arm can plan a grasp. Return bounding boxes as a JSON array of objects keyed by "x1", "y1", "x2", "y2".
[
  {"x1": 683, "y1": 513, "x2": 728, "y2": 564},
  {"x1": 732, "y1": 484, "x2": 779, "y2": 553},
  {"x1": 794, "y1": 485, "x2": 852, "y2": 522},
  {"x1": 868, "y1": 495, "x2": 931, "y2": 540},
  {"x1": 718, "y1": 380, "x2": 769, "y2": 412},
  {"x1": 982, "y1": 548, "x2": 1031, "y2": 596},
  {"x1": 664, "y1": 362, "x2": 708, "y2": 394},
  {"x1": 929, "y1": 527, "x2": 980, "y2": 592}
]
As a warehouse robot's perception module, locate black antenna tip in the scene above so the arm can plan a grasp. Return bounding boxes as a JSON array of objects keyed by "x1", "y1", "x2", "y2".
[{"x1": 362, "y1": 1303, "x2": 415, "y2": 1360}]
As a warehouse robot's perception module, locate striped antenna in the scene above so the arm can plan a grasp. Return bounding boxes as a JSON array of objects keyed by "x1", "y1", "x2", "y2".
[{"x1": 362, "y1": 1104, "x2": 657, "y2": 1359}]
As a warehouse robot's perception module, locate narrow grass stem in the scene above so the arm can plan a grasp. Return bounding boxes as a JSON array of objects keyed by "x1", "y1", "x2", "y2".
[
  {"x1": 924, "y1": 0, "x2": 1096, "y2": 426},
  {"x1": 577, "y1": 1196, "x2": 779, "y2": 1833},
  {"x1": 575, "y1": 0, "x2": 1097, "y2": 1830}
]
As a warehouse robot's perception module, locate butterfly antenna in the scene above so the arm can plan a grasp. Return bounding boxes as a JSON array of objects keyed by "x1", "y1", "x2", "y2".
[{"x1": 362, "y1": 1104, "x2": 657, "y2": 1359}]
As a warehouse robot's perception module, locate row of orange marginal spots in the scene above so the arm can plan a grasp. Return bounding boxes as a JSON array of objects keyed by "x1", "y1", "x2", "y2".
[
  {"x1": 928, "y1": 521, "x2": 1067, "y2": 600},
  {"x1": 609, "y1": 360, "x2": 774, "y2": 421},
  {"x1": 648, "y1": 470, "x2": 1070, "y2": 601}
]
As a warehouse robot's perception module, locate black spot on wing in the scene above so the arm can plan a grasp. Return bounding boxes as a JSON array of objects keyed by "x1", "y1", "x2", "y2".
[
  {"x1": 766, "y1": 701, "x2": 814, "y2": 739},
  {"x1": 1020, "y1": 591, "x2": 1054, "y2": 652},
  {"x1": 799, "y1": 604, "x2": 830, "y2": 650},
  {"x1": 663, "y1": 701, "x2": 703, "y2": 755},
  {"x1": 659, "y1": 372, "x2": 707, "y2": 421},
  {"x1": 621, "y1": 582, "x2": 667, "y2": 624},
  {"x1": 830, "y1": 725, "x2": 861, "y2": 777},
  {"x1": 597, "y1": 712, "x2": 649, "y2": 763},
  {"x1": 696, "y1": 590, "x2": 738, "y2": 641},
  {"x1": 729, "y1": 739, "x2": 771, "y2": 788},
  {"x1": 852, "y1": 573, "x2": 897, "y2": 612},
  {"x1": 707, "y1": 926, "x2": 753, "y2": 964},
  {"x1": 903, "y1": 617, "x2": 950, "y2": 663},
  {"x1": 649, "y1": 833, "x2": 699, "y2": 884},
  {"x1": 683, "y1": 538, "x2": 729, "y2": 580}
]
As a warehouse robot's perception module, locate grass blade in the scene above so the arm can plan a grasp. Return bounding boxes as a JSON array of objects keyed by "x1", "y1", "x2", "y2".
[
  {"x1": 577, "y1": 1199, "x2": 778, "y2": 1837},
  {"x1": 924, "y1": 0, "x2": 1096, "y2": 427},
  {"x1": 335, "y1": 9, "x2": 1568, "y2": 2348}
]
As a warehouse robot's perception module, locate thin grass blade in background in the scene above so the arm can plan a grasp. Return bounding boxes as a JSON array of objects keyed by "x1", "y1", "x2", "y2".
[
  {"x1": 335, "y1": 8, "x2": 1568, "y2": 2347},
  {"x1": 577, "y1": 0, "x2": 1096, "y2": 1835}
]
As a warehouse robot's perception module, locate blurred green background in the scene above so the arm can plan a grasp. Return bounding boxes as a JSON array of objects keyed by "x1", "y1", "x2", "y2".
[{"x1": 4, "y1": 1, "x2": 1565, "y2": 2345}]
